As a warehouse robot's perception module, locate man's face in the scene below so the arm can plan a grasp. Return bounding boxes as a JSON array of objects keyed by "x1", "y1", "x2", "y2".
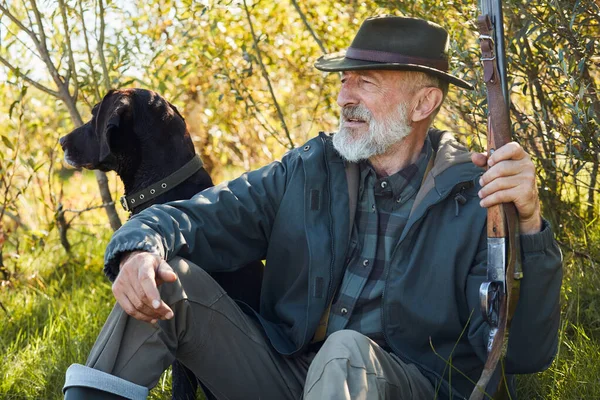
[{"x1": 333, "y1": 70, "x2": 414, "y2": 162}]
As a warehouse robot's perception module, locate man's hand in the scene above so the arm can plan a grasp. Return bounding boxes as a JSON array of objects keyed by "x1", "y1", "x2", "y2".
[
  {"x1": 112, "y1": 251, "x2": 178, "y2": 323},
  {"x1": 472, "y1": 142, "x2": 542, "y2": 235}
]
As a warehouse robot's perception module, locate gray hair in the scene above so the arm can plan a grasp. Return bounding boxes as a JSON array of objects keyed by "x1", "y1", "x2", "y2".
[{"x1": 401, "y1": 71, "x2": 449, "y2": 120}]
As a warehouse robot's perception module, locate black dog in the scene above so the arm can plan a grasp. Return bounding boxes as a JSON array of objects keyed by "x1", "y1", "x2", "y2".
[{"x1": 59, "y1": 88, "x2": 263, "y2": 400}]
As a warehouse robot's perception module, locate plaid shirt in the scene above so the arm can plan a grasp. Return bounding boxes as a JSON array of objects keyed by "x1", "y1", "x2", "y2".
[{"x1": 326, "y1": 137, "x2": 433, "y2": 349}]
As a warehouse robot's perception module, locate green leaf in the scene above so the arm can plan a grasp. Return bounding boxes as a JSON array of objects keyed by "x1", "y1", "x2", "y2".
[
  {"x1": 8, "y1": 100, "x2": 19, "y2": 118},
  {"x1": 2, "y1": 136, "x2": 15, "y2": 151}
]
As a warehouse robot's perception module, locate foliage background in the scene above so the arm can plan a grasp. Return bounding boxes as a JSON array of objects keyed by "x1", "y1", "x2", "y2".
[{"x1": 0, "y1": 0, "x2": 598, "y2": 398}]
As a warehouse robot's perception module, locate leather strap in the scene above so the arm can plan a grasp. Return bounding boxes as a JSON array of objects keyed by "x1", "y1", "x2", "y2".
[{"x1": 120, "y1": 155, "x2": 203, "y2": 212}]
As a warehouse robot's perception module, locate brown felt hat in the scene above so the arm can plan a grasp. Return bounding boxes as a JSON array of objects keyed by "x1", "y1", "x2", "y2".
[{"x1": 315, "y1": 15, "x2": 474, "y2": 90}]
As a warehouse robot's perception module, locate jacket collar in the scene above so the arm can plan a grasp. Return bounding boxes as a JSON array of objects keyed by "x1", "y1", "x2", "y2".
[
  {"x1": 324, "y1": 129, "x2": 481, "y2": 212},
  {"x1": 412, "y1": 128, "x2": 480, "y2": 211},
  {"x1": 327, "y1": 128, "x2": 482, "y2": 242}
]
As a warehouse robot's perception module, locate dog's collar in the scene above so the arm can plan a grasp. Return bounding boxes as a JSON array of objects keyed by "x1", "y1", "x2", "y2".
[{"x1": 120, "y1": 155, "x2": 203, "y2": 212}]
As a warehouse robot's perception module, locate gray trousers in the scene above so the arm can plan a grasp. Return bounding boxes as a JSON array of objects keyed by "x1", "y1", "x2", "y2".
[{"x1": 86, "y1": 257, "x2": 434, "y2": 399}]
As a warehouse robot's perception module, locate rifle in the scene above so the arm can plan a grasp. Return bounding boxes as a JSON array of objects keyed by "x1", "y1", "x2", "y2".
[{"x1": 469, "y1": 1, "x2": 523, "y2": 399}]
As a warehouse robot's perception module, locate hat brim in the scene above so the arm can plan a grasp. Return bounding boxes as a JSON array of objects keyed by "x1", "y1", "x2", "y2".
[{"x1": 314, "y1": 52, "x2": 474, "y2": 91}]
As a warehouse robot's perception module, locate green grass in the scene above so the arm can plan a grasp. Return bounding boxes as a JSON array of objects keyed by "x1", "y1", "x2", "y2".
[
  {"x1": 0, "y1": 228, "x2": 181, "y2": 399},
  {"x1": 0, "y1": 170, "x2": 599, "y2": 399},
  {"x1": 0, "y1": 170, "x2": 179, "y2": 399},
  {"x1": 516, "y1": 246, "x2": 600, "y2": 399}
]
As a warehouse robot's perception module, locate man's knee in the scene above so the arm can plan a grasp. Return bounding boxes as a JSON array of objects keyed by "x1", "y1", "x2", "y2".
[
  {"x1": 313, "y1": 330, "x2": 372, "y2": 366},
  {"x1": 322, "y1": 330, "x2": 370, "y2": 352},
  {"x1": 161, "y1": 257, "x2": 226, "y2": 307},
  {"x1": 304, "y1": 331, "x2": 374, "y2": 398}
]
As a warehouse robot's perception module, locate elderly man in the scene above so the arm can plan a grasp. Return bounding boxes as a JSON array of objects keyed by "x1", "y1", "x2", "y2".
[{"x1": 63, "y1": 16, "x2": 562, "y2": 400}]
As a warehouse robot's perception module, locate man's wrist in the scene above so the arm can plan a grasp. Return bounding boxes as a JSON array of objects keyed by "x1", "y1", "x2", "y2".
[
  {"x1": 118, "y1": 250, "x2": 160, "y2": 271},
  {"x1": 520, "y1": 216, "x2": 543, "y2": 235}
]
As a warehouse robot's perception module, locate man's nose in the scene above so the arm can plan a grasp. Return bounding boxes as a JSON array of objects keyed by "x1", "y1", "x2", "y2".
[{"x1": 337, "y1": 83, "x2": 359, "y2": 108}]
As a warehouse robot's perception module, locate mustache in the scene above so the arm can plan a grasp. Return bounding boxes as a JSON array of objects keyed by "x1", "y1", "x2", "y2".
[{"x1": 341, "y1": 105, "x2": 372, "y2": 122}]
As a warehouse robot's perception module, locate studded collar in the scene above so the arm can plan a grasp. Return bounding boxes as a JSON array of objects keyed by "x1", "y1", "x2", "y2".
[{"x1": 120, "y1": 155, "x2": 203, "y2": 212}]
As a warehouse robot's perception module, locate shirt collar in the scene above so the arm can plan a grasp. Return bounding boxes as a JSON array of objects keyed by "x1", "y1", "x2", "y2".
[{"x1": 359, "y1": 135, "x2": 433, "y2": 200}]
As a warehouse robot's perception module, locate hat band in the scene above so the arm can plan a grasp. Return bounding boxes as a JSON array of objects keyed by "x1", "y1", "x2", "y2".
[{"x1": 345, "y1": 47, "x2": 449, "y2": 72}]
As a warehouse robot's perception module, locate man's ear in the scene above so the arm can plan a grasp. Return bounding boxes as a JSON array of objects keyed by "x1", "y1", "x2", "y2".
[
  {"x1": 410, "y1": 87, "x2": 444, "y2": 123},
  {"x1": 99, "y1": 97, "x2": 131, "y2": 163}
]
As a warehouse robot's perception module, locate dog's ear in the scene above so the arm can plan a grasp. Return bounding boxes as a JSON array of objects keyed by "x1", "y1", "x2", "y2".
[
  {"x1": 167, "y1": 101, "x2": 185, "y2": 121},
  {"x1": 98, "y1": 96, "x2": 132, "y2": 163}
]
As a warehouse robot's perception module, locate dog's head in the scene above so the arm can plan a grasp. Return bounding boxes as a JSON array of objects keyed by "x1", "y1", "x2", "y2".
[{"x1": 59, "y1": 88, "x2": 192, "y2": 173}]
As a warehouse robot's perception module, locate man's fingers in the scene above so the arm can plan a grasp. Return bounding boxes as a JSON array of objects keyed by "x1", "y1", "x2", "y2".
[
  {"x1": 478, "y1": 175, "x2": 522, "y2": 199},
  {"x1": 471, "y1": 143, "x2": 528, "y2": 168},
  {"x1": 478, "y1": 176, "x2": 524, "y2": 206},
  {"x1": 473, "y1": 142, "x2": 542, "y2": 234},
  {"x1": 479, "y1": 186, "x2": 521, "y2": 209},
  {"x1": 114, "y1": 276, "x2": 162, "y2": 320},
  {"x1": 156, "y1": 261, "x2": 178, "y2": 284},
  {"x1": 487, "y1": 142, "x2": 527, "y2": 166},
  {"x1": 479, "y1": 160, "x2": 528, "y2": 187},
  {"x1": 127, "y1": 281, "x2": 165, "y2": 319},
  {"x1": 478, "y1": 178, "x2": 539, "y2": 217},
  {"x1": 114, "y1": 250, "x2": 175, "y2": 321},
  {"x1": 138, "y1": 264, "x2": 158, "y2": 298},
  {"x1": 116, "y1": 292, "x2": 155, "y2": 323},
  {"x1": 137, "y1": 264, "x2": 168, "y2": 314}
]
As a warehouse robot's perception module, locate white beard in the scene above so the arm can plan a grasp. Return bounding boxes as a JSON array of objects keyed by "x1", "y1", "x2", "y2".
[{"x1": 333, "y1": 102, "x2": 412, "y2": 162}]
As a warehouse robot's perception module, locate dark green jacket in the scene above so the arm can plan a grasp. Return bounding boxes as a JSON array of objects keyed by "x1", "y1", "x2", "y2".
[{"x1": 104, "y1": 130, "x2": 562, "y2": 398}]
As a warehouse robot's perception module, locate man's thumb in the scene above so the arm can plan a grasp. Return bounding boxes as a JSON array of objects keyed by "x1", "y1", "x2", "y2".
[
  {"x1": 471, "y1": 152, "x2": 488, "y2": 168},
  {"x1": 156, "y1": 261, "x2": 177, "y2": 283}
]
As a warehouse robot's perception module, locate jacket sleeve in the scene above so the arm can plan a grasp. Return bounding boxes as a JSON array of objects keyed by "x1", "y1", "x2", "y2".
[
  {"x1": 466, "y1": 219, "x2": 563, "y2": 373},
  {"x1": 102, "y1": 155, "x2": 293, "y2": 281}
]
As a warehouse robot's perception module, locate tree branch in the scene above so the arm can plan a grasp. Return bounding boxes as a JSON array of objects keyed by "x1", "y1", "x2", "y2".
[
  {"x1": 28, "y1": 0, "x2": 47, "y2": 52},
  {"x1": 242, "y1": 0, "x2": 294, "y2": 149},
  {"x1": 0, "y1": 3, "x2": 38, "y2": 44},
  {"x1": 0, "y1": 208, "x2": 30, "y2": 231},
  {"x1": 98, "y1": 0, "x2": 111, "y2": 92},
  {"x1": 0, "y1": 20, "x2": 44, "y2": 62},
  {"x1": 556, "y1": 239, "x2": 600, "y2": 266},
  {"x1": 64, "y1": 201, "x2": 116, "y2": 225},
  {"x1": 306, "y1": 78, "x2": 326, "y2": 136},
  {"x1": 290, "y1": 0, "x2": 326, "y2": 53},
  {"x1": 231, "y1": 68, "x2": 290, "y2": 148},
  {"x1": 79, "y1": 0, "x2": 101, "y2": 101},
  {"x1": 28, "y1": 0, "x2": 68, "y2": 99},
  {"x1": 0, "y1": 55, "x2": 60, "y2": 97},
  {"x1": 58, "y1": 0, "x2": 78, "y2": 101}
]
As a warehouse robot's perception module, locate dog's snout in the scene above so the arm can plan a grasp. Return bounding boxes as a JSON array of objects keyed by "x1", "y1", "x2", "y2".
[{"x1": 59, "y1": 135, "x2": 67, "y2": 149}]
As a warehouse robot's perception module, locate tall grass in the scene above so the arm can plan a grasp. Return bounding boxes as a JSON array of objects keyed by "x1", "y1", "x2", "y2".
[
  {"x1": 517, "y1": 234, "x2": 600, "y2": 398},
  {"x1": 0, "y1": 226, "x2": 180, "y2": 399},
  {"x1": 0, "y1": 170, "x2": 177, "y2": 399}
]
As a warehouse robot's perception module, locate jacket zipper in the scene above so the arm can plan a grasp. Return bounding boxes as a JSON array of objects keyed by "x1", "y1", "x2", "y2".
[{"x1": 320, "y1": 135, "x2": 337, "y2": 307}]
